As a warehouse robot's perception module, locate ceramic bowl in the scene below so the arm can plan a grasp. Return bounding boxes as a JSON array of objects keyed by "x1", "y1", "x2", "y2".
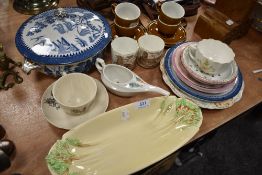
[{"x1": 15, "y1": 7, "x2": 111, "y2": 77}]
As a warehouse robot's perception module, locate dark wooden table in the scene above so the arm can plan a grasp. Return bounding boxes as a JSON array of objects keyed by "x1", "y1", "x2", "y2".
[{"x1": 0, "y1": 1, "x2": 262, "y2": 174}]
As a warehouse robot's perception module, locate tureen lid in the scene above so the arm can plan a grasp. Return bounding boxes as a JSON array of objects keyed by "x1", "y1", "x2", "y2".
[{"x1": 15, "y1": 7, "x2": 111, "y2": 65}]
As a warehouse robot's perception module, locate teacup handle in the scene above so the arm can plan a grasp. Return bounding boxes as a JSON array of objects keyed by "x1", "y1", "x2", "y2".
[
  {"x1": 111, "y1": 3, "x2": 117, "y2": 15},
  {"x1": 187, "y1": 44, "x2": 197, "y2": 61},
  {"x1": 95, "y1": 58, "x2": 106, "y2": 73},
  {"x1": 156, "y1": 1, "x2": 162, "y2": 13}
]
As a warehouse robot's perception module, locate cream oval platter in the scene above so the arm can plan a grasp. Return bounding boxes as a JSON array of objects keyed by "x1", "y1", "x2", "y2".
[{"x1": 46, "y1": 96, "x2": 202, "y2": 175}]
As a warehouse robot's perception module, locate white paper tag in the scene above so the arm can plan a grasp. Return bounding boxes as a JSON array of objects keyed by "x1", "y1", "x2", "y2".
[
  {"x1": 136, "y1": 99, "x2": 150, "y2": 109},
  {"x1": 226, "y1": 19, "x2": 234, "y2": 26},
  {"x1": 121, "y1": 109, "x2": 129, "y2": 121}
]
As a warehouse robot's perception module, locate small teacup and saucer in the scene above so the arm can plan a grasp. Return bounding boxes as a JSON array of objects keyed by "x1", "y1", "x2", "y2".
[
  {"x1": 147, "y1": 1, "x2": 186, "y2": 47},
  {"x1": 110, "y1": 2, "x2": 146, "y2": 39},
  {"x1": 41, "y1": 73, "x2": 109, "y2": 129},
  {"x1": 181, "y1": 39, "x2": 238, "y2": 85}
]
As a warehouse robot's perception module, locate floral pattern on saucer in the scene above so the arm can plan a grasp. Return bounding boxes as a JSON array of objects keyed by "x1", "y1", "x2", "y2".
[
  {"x1": 44, "y1": 92, "x2": 60, "y2": 110},
  {"x1": 41, "y1": 79, "x2": 109, "y2": 130},
  {"x1": 181, "y1": 45, "x2": 238, "y2": 85},
  {"x1": 147, "y1": 20, "x2": 186, "y2": 47}
]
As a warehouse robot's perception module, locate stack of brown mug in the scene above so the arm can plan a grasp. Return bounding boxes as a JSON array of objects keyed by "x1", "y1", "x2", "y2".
[
  {"x1": 157, "y1": 1, "x2": 185, "y2": 36},
  {"x1": 112, "y1": 2, "x2": 141, "y2": 37}
]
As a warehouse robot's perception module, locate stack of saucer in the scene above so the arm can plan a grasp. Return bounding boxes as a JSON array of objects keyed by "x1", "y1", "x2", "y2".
[
  {"x1": 160, "y1": 40, "x2": 244, "y2": 109},
  {"x1": 147, "y1": 1, "x2": 186, "y2": 47}
]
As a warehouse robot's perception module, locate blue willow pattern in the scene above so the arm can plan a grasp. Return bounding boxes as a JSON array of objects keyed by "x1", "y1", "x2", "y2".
[{"x1": 24, "y1": 8, "x2": 105, "y2": 56}]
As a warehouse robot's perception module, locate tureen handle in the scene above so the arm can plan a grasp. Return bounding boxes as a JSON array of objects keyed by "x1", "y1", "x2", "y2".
[
  {"x1": 22, "y1": 59, "x2": 40, "y2": 74},
  {"x1": 95, "y1": 58, "x2": 106, "y2": 74}
]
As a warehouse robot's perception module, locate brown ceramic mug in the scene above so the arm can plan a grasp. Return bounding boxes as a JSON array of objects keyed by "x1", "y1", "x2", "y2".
[
  {"x1": 112, "y1": 2, "x2": 141, "y2": 27},
  {"x1": 114, "y1": 19, "x2": 139, "y2": 37},
  {"x1": 157, "y1": 16, "x2": 181, "y2": 36},
  {"x1": 157, "y1": 1, "x2": 185, "y2": 25}
]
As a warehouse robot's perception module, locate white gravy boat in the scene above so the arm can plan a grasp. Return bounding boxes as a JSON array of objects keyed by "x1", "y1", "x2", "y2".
[{"x1": 95, "y1": 58, "x2": 170, "y2": 97}]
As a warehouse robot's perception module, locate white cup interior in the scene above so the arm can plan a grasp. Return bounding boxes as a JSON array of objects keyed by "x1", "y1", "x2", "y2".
[
  {"x1": 197, "y1": 39, "x2": 235, "y2": 64},
  {"x1": 111, "y1": 37, "x2": 139, "y2": 55},
  {"x1": 138, "y1": 35, "x2": 165, "y2": 53},
  {"x1": 104, "y1": 65, "x2": 133, "y2": 84},
  {"x1": 115, "y1": 2, "x2": 141, "y2": 20},
  {"x1": 161, "y1": 1, "x2": 185, "y2": 19},
  {"x1": 53, "y1": 73, "x2": 97, "y2": 108}
]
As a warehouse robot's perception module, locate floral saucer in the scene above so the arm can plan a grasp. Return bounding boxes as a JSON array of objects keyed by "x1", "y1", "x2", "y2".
[
  {"x1": 181, "y1": 45, "x2": 238, "y2": 85},
  {"x1": 110, "y1": 23, "x2": 146, "y2": 40},
  {"x1": 41, "y1": 79, "x2": 109, "y2": 130},
  {"x1": 171, "y1": 43, "x2": 236, "y2": 94},
  {"x1": 147, "y1": 20, "x2": 186, "y2": 47}
]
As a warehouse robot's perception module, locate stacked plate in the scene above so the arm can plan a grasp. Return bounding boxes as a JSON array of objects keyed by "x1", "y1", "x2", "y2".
[{"x1": 160, "y1": 42, "x2": 244, "y2": 109}]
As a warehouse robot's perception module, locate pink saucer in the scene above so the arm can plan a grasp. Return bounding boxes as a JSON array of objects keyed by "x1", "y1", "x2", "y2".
[{"x1": 171, "y1": 43, "x2": 236, "y2": 94}]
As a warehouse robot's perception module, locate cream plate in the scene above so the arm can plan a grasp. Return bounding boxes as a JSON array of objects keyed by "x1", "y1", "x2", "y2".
[
  {"x1": 46, "y1": 96, "x2": 202, "y2": 175},
  {"x1": 41, "y1": 79, "x2": 109, "y2": 130},
  {"x1": 160, "y1": 59, "x2": 244, "y2": 109},
  {"x1": 181, "y1": 45, "x2": 238, "y2": 85}
]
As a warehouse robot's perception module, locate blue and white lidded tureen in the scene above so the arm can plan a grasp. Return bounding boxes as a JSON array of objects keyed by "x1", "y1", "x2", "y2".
[{"x1": 15, "y1": 7, "x2": 111, "y2": 77}]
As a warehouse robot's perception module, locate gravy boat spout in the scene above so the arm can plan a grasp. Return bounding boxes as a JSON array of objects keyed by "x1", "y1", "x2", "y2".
[
  {"x1": 144, "y1": 85, "x2": 170, "y2": 96},
  {"x1": 95, "y1": 58, "x2": 170, "y2": 97}
]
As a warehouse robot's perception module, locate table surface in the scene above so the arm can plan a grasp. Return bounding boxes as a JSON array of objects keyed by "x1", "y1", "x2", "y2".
[{"x1": 0, "y1": 1, "x2": 262, "y2": 174}]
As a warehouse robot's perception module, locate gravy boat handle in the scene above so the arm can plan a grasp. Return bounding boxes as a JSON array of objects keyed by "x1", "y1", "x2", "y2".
[{"x1": 95, "y1": 58, "x2": 106, "y2": 73}]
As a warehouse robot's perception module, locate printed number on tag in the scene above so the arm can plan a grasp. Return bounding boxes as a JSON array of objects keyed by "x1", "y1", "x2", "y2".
[{"x1": 136, "y1": 99, "x2": 150, "y2": 109}]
